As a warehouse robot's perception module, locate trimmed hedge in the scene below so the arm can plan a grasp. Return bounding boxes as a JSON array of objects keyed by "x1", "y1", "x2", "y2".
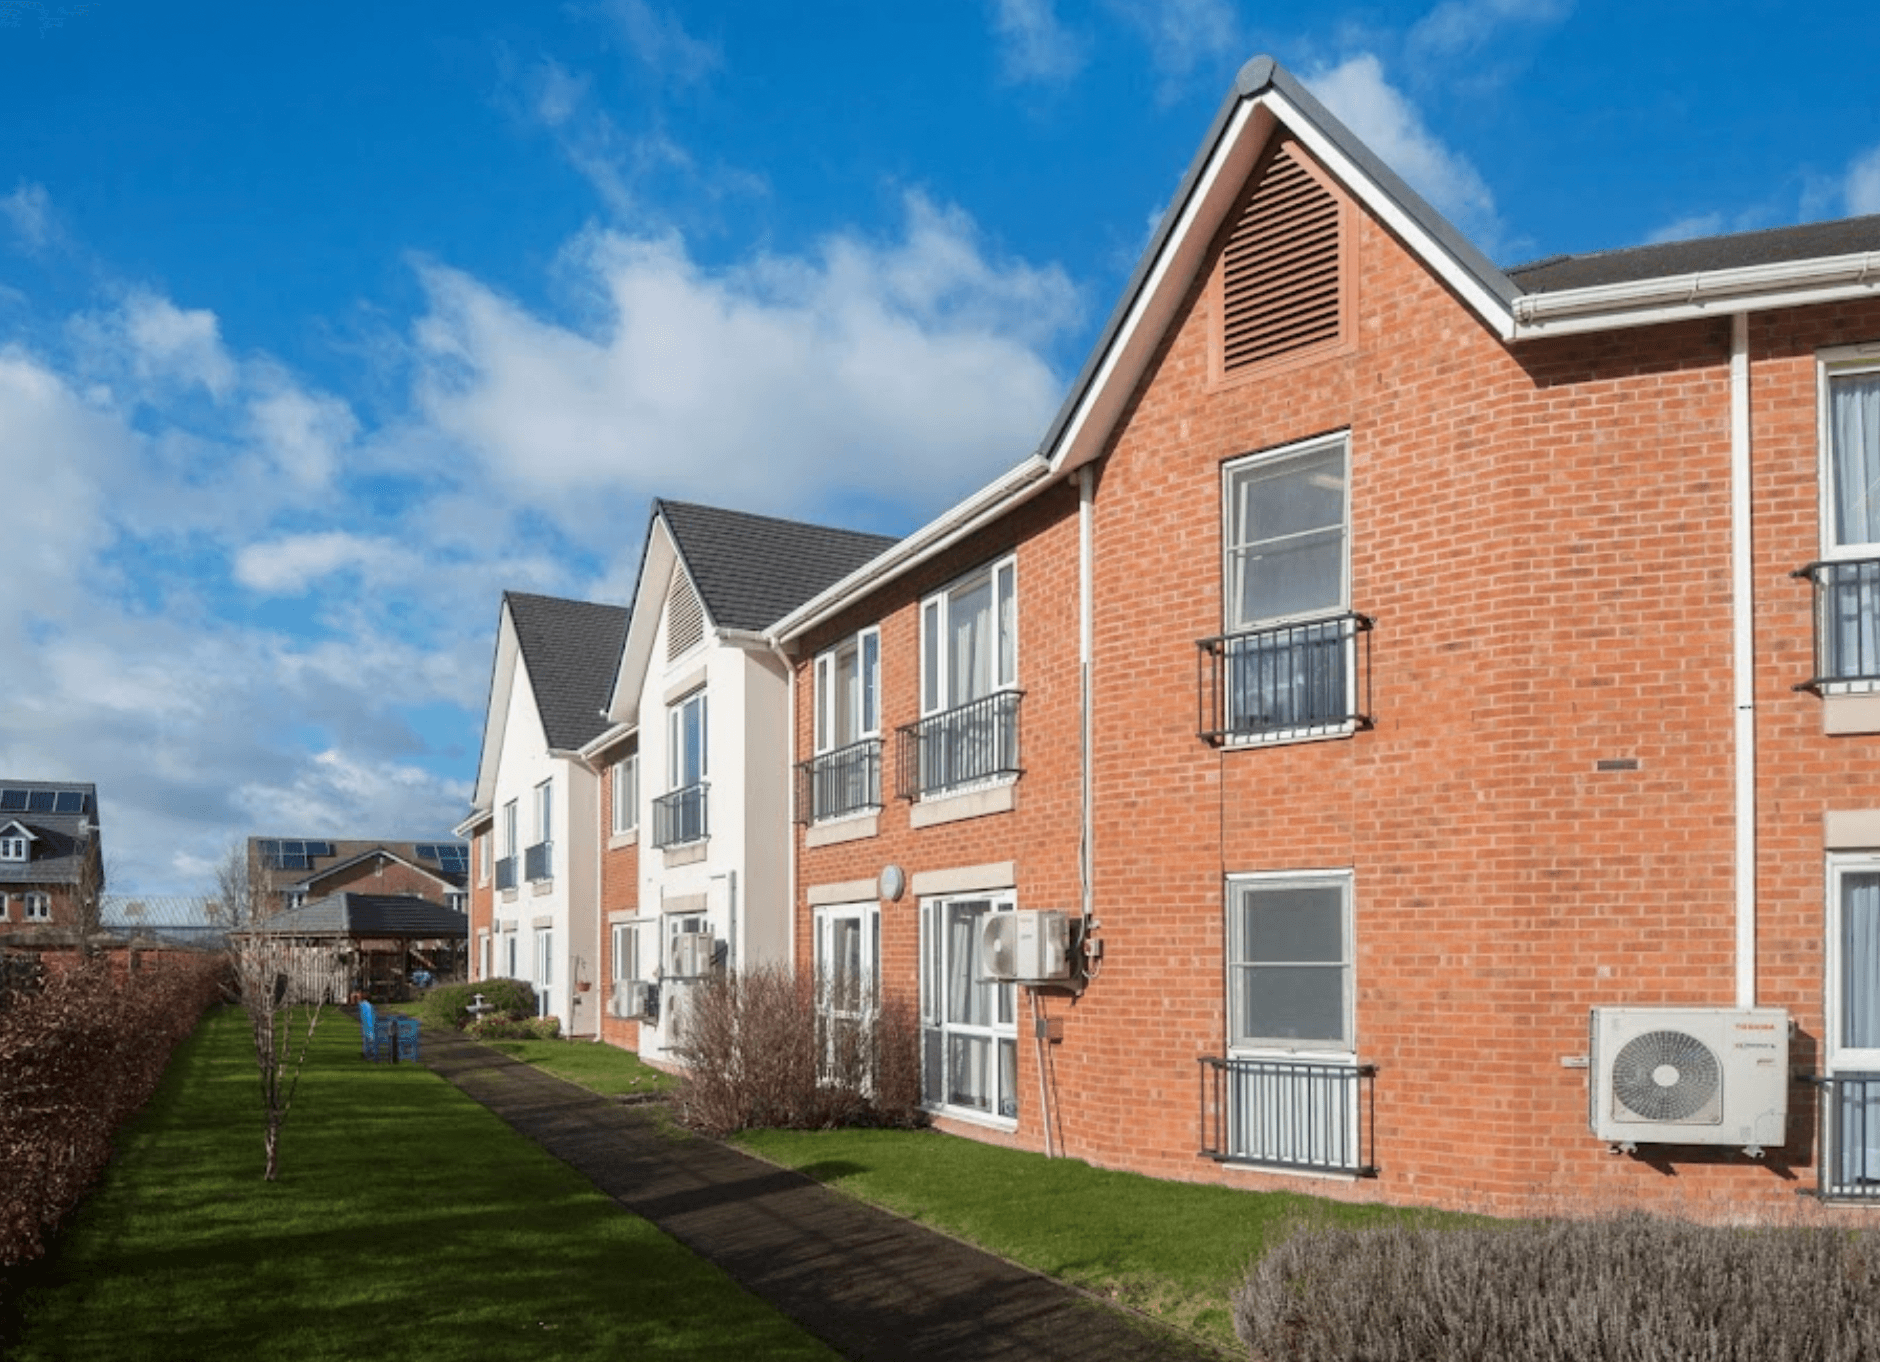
[
  {"x1": 1234, "y1": 1212, "x2": 1880, "y2": 1362},
  {"x1": 0, "y1": 956, "x2": 224, "y2": 1266},
  {"x1": 419, "y1": 978, "x2": 538, "y2": 1031}
]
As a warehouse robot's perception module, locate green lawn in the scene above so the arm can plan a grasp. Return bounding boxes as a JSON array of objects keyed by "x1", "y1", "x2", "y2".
[
  {"x1": 477, "y1": 1036, "x2": 677, "y2": 1099},
  {"x1": 7, "y1": 1006, "x2": 834, "y2": 1362},
  {"x1": 735, "y1": 1126, "x2": 1468, "y2": 1351}
]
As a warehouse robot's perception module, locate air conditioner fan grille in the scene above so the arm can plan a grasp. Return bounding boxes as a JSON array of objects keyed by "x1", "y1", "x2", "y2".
[{"x1": 1611, "y1": 1029, "x2": 1721, "y2": 1123}]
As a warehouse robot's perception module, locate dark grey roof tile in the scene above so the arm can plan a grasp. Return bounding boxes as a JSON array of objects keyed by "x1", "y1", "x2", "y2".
[
  {"x1": 505, "y1": 592, "x2": 630, "y2": 750},
  {"x1": 1507, "y1": 215, "x2": 1880, "y2": 293},
  {"x1": 657, "y1": 501, "x2": 899, "y2": 632}
]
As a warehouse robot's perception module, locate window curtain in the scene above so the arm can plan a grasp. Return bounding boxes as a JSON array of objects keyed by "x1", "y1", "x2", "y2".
[
  {"x1": 1834, "y1": 375, "x2": 1880, "y2": 548},
  {"x1": 950, "y1": 579, "x2": 993, "y2": 705},
  {"x1": 1844, "y1": 873, "x2": 1880, "y2": 1050}
]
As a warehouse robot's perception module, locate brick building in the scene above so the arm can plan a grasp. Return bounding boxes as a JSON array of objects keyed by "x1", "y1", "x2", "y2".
[
  {"x1": 246, "y1": 838, "x2": 470, "y2": 916},
  {"x1": 0, "y1": 781, "x2": 102, "y2": 943},
  {"x1": 765, "y1": 56, "x2": 1880, "y2": 1218}
]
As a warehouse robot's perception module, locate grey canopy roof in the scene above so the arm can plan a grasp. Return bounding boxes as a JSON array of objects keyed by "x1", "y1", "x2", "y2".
[
  {"x1": 248, "y1": 892, "x2": 469, "y2": 939},
  {"x1": 1508, "y1": 214, "x2": 1880, "y2": 294},
  {"x1": 657, "y1": 500, "x2": 900, "y2": 632},
  {"x1": 505, "y1": 591, "x2": 631, "y2": 750},
  {"x1": 0, "y1": 780, "x2": 97, "y2": 888}
]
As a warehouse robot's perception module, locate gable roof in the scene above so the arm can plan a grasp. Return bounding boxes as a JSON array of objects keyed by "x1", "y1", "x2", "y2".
[
  {"x1": 505, "y1": 591, "x2": 631, "y2": 751},
  {"x1": 248, "y1": 892, "x2": 468, "y2": 939},
  {"x1": 657, "y1": 500, "x2": 899, "y2": 633},
  {"x1": 0, "y1": 780, "x2": 99, "y2": 888},
  {"x1": 292, "y1": 844, "x2": 464, "y2": 894}
]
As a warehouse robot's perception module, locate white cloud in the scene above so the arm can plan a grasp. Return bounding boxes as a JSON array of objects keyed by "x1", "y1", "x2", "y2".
[
  {"x1": 598, "y1": 0, "x2": 720, "y2": 87},
  {"x1": 1105, "y1": 0, "x2": 1241, "y2": 88},
  {"x1": 232, "y1": 532, "x2": 408, "y2": 594},
  {"x1": 106, "y1": 290, "x2": 239, "y2": 399},
  {"x1": 237, "y1": 749, "x2": 469, "y2": 842},
  {"x1": 1305, "y1": 53, "x2": 1502, "y2": 250},
  {"x1": 1848, "y1": 144, "x2": 1880, "y2": 216},
  {"x1": 246, "y1": 376, "x2": 358, "y2": 488},
  {"x1": 988, "y1": 0, "x2": 1085, "y2": 85},
  {"x1": 1, "y1": 180, "x2": 54, "y2": 251},
  {"x1": 1644, "y1": 212, "x2": 1724, "y2": 246},
  {"x1": 1408, "y1": 0, "x2": 1570, "y2": 61},
  {"x1": 410, "y1": 193, "x2": 1078, "y2": 521}
]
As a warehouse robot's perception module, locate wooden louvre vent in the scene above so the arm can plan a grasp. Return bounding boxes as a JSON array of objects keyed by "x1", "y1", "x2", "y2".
[
  {"x1": 666, "y1": 566, "x2": 705, "y2": 660},
  {"x1": 1218, "y1": 142, "x2": 1344, "y2": 375}
]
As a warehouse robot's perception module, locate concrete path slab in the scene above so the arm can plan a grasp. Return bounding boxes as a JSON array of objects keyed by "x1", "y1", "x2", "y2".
[{"x1": 424, "y1": 1028, "x2": 1230, "y2": 1361}]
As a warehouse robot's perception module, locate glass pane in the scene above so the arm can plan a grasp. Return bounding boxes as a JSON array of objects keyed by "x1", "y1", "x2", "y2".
[
  {"x1": 1832, "y1": 374, "x2": 1880, "y2": 549},
  {"x1": 1234, "y1": 885, "x2": 1344, "y2": 963},
  {"x1": 833, "y1": 643, "x2": 859, "y2": 747},
  {"x1": 861, "y1": 632, "x2": 880, "y2": 734},
  {"x1": 996, "y1": 561, "x2": 1016, "y2": 688},
  {"x1": 1844, "y1": 872, "x2": 1880, "y2": 1051},
  {"x1": 922, "y1": 600, "x2": 941, "y2": 713},
  {"x1": 1230, "y1": 446, "x2": 1345, "y2": 545},
  {"x1": 949, "y1": 576, "x2": 993, "y2": 705},
  {"x1": 1233, "y1": 965, "x2": 1347, "y2": 1045},
  {"x1": 948, "y1": 1033, "x2": 991, "y2": 1111},
  {"x1": 998, "y1": 1037, "x2": 1018, "y2": 1119}
]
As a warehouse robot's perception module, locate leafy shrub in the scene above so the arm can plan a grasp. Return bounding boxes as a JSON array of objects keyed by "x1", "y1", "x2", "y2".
[
  {"x1": 466, "y1": 1013, "x2": 560, "y2": 1041},
  {"x1": 421, "y1": 978, "x2": 537, "y2": 1030},
  {"x1": 1234, "y1": 1211, "x2": 1880, "y2": 1362},
  {"x1": 672, "y1": 963, "x2": 924, "y2": 1137},
  {"x1": 0, "y1": 955, "x2": 224, "y2": 1266}
]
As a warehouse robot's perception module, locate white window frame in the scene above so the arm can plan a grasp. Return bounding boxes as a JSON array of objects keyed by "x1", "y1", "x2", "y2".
[
  {"x1": 534, "y1": 926, "x2": 553, "y2": 1012},
  {"x1": 23, "y1": 892, "x2": 50, "y2": 922},
  {"x1": 668, "y1": 689, "x2": 708, "y2": 791},
  {"x1": 504, "y1": 930, "x2": 517, "y2": 979},
  {"x1": 478, "y1": 930, "x2": 491, "y2": 981},
  {"x1": 611, "y1": 750, "x2": 639, "y2": 836},
  {"x1": 1225, "y1": 869, "x2": 1355, "y2": 1058},
  {"x1": 477, "y1": 831, "x2": 491, "y2": 886},
  {"x1": 919, "y1": 891, "x2": 1019, "y2": 1128},
  {"x1": 1828, "y1": 852, "x2": 1880, "y2": 1074},
  {"x1": 1815, "y1": 346, "x2": 1880, "y2": 694},
  {"x1": 0, "y1": 894, "x2": 9, "y2": 921},
  {"x1": 502, "y1": 800, "x2": 518, "y2": 859},
  {"x1": 611, "y1": 922, "x2": 640, "y2": 985},
  {"x1": 0, "y1": 831, "x2": 26, "y2": 862},
  {"x1": 815, "y1": 628, "x2": 882, "y2": 754},
  {"x1": 533, "y1": 779, "x2": 553, "y2": 845},
  {"x1": 920, "y1": 556, "x2": 1017, "y2": 718}
]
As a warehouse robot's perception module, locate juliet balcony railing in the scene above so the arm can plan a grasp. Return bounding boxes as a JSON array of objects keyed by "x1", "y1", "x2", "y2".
[
  {"x1": 653, "y1": 781, "x2": 709, "y2": 849},
  {"x1": 1813, "y1": 1073, "x2": 1880, "y2": 1201},
  {"x1": 1197, "y1": 612, "x2": 1373, "y2": 745},
  {"x1": 1199, "y1": 1055, "x2": 1378, "y2": 1178},
  {"x1": 523, "y1": 840, "x2": 553, "y2": 883},
  {"x1": 1793, "y1": 558, "x2": 1880, "y2": 692},
  {"x1": 494, "y1": 855, "x2": 517, "y2": 892},
  {"x1": 895, "y1": 691, "x2": 1023, "y2": 800},
  {"x1": 795, "y1": 738, "x2": 882, "y2": 825}
]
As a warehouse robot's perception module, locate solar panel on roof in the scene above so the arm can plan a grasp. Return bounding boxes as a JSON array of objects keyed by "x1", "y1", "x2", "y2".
[
  {"x1": 305, "y1": 841, "x2": 333, "y2": 857},
  {"x1": 0, "y1": 790, "x2": 25, "y2": 811},
  {"x1": 27, "y1": 791, "x2": 53, "y2": 812},
  {"x1": 54, "y1": 792, "x2": 84, "y2": 813}
]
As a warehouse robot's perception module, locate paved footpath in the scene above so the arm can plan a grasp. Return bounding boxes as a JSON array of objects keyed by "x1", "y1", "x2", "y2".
[{"x1": 424, "y1": 1028, "x2": 1230, "y2": 1362}]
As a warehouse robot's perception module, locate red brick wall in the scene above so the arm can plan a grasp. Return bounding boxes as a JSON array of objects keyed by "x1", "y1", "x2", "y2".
[
  {"x1": 309, "y1": 858, "x2": 453, "y2": 903},
  {"x1": 468, "y1": 827, "x2": 495, "y2": 981},
  {"x1": 792, "y1": 142, "x2": 1880, "y2": 1221},
  {"x1": 0, "y1": 884, "x2": 77, "y2": 935},
  {"x1": 598, "y1": 750, "x2": 642, "y2": 1050}
]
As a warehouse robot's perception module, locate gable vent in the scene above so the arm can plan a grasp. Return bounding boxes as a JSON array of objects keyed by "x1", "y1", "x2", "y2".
[
  {"x1": 1219, "y1": 143, "x2": 1343, "y2": 374},
  {"x1": 667, "y1": 566, "x2": 705, "y2": 660}
]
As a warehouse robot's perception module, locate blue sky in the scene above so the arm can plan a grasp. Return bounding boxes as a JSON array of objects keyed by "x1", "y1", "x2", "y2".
[{"x1": 2, "y1": 0, "x2": 1877, "y2": 893}]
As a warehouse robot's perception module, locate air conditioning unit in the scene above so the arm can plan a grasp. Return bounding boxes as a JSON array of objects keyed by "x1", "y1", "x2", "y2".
[
  {"x1": 1589, "y1": 1007, "x2": 1789, "y2": 1154},
  {"x1": 669, "y1": 931, "x2": 716, "y2": 980},
  {"x1": 977, "y1": 910, "x2": 1072, "y2": 983},
  {"x1": 612, "y1": 979, "x2": 658, "y2": 1020}
]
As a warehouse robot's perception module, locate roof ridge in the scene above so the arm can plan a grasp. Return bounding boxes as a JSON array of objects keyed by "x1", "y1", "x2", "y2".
[{"x1": 658, "y1": 498, "x2": 899, "y2": 545}]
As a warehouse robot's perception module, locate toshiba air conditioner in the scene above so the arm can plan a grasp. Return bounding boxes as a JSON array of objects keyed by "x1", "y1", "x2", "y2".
[
  {"x1": 613, "y1": 979, "x2": 658, "y2": 1020},
  {"x1": 977, "y1": 910, "x2": 1072, "y2": 984},
  {"x1": 668, "y1": 931, "x2": 716, "y2": 981},
  {"x1": 1588, "y1": 1007, "x2": 1789, "y2": 1155}
]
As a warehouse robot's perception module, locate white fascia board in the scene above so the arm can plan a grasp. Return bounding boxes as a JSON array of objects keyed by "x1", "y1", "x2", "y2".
[
  {"x1": 609, "y1": 522, "x2": 678, "y2": 721},
  {"x1": 470, "y1": 604, "x2": 521, "y2": 811},
  {"x1": 450, "y1": 810, "x2": 489, "y2": 839},
  {"x1": 1266, "y1": 90, "x2": 1517, "y2": 342},
  {"x1": 577, "y1": 720, "x2": 639, "y2": 764},
  {"x1": 1512, "y1": 252, "x2": 1880, "y2": 338},
  {"x1": 768, "y1": 454, "x2": 1051, "y2": 645}
]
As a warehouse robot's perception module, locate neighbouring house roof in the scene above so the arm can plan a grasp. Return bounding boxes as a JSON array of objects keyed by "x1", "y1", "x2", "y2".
[
  {"x1": 289, "y1": 844, "x2": 465, "y2": 895},
  {"x1": 247, "y1": 892, "x2": 469, "y2": 940},
  {"x1": 504, "y1": 591, "x2": 631, "y2": 751},
  {"x1": 656, "y1": 499, "x2": 899, "y2": 633},
  {"x1": 0, "y1": 780, "x2": 99, "y2": 888},
  {"x1": 1507, "y1": 215, "x2": 1880, "y2": 294}
]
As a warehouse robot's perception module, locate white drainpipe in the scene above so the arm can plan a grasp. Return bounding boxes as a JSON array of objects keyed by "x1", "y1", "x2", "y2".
[{"x1": 1731, "y1": 311, "x2": 1757, "y2": 1009}]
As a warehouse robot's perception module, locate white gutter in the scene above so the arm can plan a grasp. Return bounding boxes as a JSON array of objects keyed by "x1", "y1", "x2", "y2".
[
  {"x1": 1514, "y1": 252, "x2": 1880, "y2": 339},
  {"x1": 1731, "y1": 312, "x2": 1757, "y2": 1009},
  {"x1": 770, "y1": 455, "x2": 1052, "y2": 644}
]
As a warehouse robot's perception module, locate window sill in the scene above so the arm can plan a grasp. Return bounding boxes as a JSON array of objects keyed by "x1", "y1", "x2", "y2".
[
  {"x1": 1217, "y1": 1159, "x2": 1362, "y2": 1185},
  {"x1": 662, "y1": 840, "x2": 709, "y2": 868},
  {"x1": 805, "y1": 811, "x2": 880, "y2": 847},
  {"x1": 1220, "y1": 719, "x2": 1360, "y2": 751},
  {"x1": 1823, "y1": 691, "x2": 1880, "y2": 735},
  {"x1": 607, "y1": 829, "x2": 639, "y2": 851},
  {"x1": 910, "y1": 780, "x2": 1016, "y2": 829},
  {"x1": 530, "y1": 878, "x2": 554, "y2": 896},
  {"x1": 925, "y1": 1103, "x2": 1019, "y2": 1134},
  {"x1": 501, "y1": 888, "x2": 519, "y2": 904}
]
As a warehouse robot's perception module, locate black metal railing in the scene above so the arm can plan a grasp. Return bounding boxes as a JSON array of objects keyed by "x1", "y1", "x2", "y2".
[
  {"x1": 1199, "y1": 1055, "x2": 1378, "y2": 1177},
  {"x1": 494, "y1": 855, "x2": 516, "y2": 892},
  {"x1": 1198, "y1": 613, "x2": 1372, "y2": 744},
  {"x1": 895, "y1": 690, "x2": 1023, "y2": 800},
  {"x1": 1794, "y1": 558, "x2": 1880, "y2": 692},
  {"x1": 795, "y1": 738, "x2": 882, "y2": 824},
  {"x1": 523, "y1": 840, "x2": 552, "y2": 883},
  {"x1": 1814, "y1": 1073, "x2": 1880, "y2": 1200},
  {"x1": 653, "y1": 781, "x2": 709, "y2": 848}
]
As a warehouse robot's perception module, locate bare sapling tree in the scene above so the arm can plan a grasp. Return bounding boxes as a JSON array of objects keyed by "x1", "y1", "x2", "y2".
[{"x1": 214, "y1": 843, "x2": 332, "y2": 1181}]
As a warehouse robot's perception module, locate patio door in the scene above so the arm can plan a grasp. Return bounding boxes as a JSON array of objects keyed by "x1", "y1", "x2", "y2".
[
  {"x1": 1828, "y1": 855, "x2": 1880, "y2": 1191},
  {"x1": 814, "y1": 903, "x2": 878, "y2": 1079},
  {"x1": 919, "y1": 894, "x2": 1017, "y2": 1122},
  {"x1": 534, "y1": 927, "x2": 553, "y2": 1017}
]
